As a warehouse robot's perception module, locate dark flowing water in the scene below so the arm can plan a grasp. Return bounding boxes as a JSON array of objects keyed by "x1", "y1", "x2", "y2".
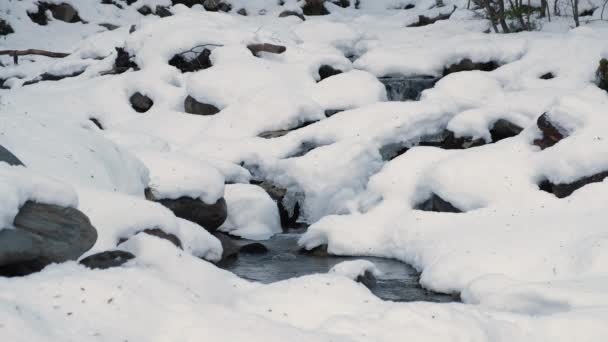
[{"x1": 222, "y1": 233, "x2": 458, "y2": 303}]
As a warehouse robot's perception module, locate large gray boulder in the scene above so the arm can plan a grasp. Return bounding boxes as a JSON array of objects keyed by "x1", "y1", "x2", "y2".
[
  {"x1": 0, "y1": 202, "x2": 97, "y2": 276},
  {"x1": 158, "y1": 197, "x2": 227, "y2": 232}
]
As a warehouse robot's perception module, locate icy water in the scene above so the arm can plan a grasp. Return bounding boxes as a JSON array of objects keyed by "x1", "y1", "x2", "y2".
[{"x1": 223, "y1": 233, "x2": 458, "y2": 303}]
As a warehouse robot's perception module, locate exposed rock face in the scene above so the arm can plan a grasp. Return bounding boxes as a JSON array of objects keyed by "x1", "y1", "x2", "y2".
[
  {"x1": 0, "y1": 19, "x2": 14, "y2": 36},
  {"x1": 130, "y1": 92, "x2": 154, "y2": 113},
  {"x1": 23, "y1": 69, "x2": 86, "y2": 86},
  {"x1": 247, "y1": 43, "x2": 287, "y2": 57},
  {"x1": 28, "y1": 2, "x2": 83, "y2": 25},
  {"x1": 356, "y1": 270, "x2": 377, "y2": 289},
  {"x1": 0, "y1": 144, "x2": 24, "y2": 166},
  {"x1": 118, "y1": 228, "x2": 182, "y2": 249},
  {"x1": 596, "y1": 58, "x2": 608, "y2": 92},
  {"x1": 533, "y1": 113, "x2": 568, "y2": 150},
  {"x1": 414, "y1": 194, "x2": 463, "y2": 213},
  {"x1": 252, "y1": 181, "x2": 301, "y2": 229},
  {"x1": 239, "y1": 243, "x2": 269, "y2": 255},
  {"x1": 159, "y1": 197, "x2": 228, "y2": 232},
  {"x1": 443, "y1": 58, "x2": 499, "y2": 76},
  {"x1": 318, "y1": 65, "x2": 342, "y2": 81},
  {"x1": 378, "y1": 75, "x2": 438, "y2": 101},
  {"x1": 539, "y1": 171, "x2": 608, "y2": 198},
  {"x1": 540, "y1": 72, "x2": 555, "y2": 80},
  {"x1": 184, "y1": 95, "x2": 220, "y2": 115},
  {"x1": 0, "y1": 202, "x2": 97, "y2": 277},
  {"x1": 303, "y1": 0, "x2": 329, "y2": 15},
  {"x1": 407, "y1": 8, "x2": 454, "y2": 27},
  {"x1": 279, "y1": 10, "x2": 306, "y2": 20},
  {"x1": 79, "y1": 250, "x2": 135, "y2": 270},
  {"x1": 489, "y1": 119, "x2": 523, "y2": 142}
]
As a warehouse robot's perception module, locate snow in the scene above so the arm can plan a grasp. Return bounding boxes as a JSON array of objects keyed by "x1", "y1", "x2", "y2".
[
  {"x1": 329, "y1": 260, "x2": 381, "y2": 280},
  {"x1": 219, "y1": 183, "x2": 281, "y2": 240},
  {"x1": 1, "y1": 0, "x2": 608, "y2": 340}
]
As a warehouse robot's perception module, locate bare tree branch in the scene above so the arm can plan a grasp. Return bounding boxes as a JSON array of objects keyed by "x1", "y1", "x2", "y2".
[{"x1": 0, "y1": 49, "x2": 70, "y2": 65}]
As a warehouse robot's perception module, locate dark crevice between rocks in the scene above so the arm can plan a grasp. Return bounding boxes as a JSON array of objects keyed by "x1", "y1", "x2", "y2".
[
  {"x1": 325, "y1": 109, "x2": 344, "y2": 117},
  {"x1": 99, "y1": 23, "x2": 119, "y2": 31},
  {"x1": 443, "y1": 58, "x2": 500, "y2": 76},
  {"x1": 284, "y1": 140, "x2": 330, "y2": 159},
  {"x1": 279, "y1": 10, "x2": 306, "y2": 20},
  {"x1": 0, "y1": 18, "x2": 14, "y2": 36},
  {"x1": 303, "y1": 0, "x2": 329, "y2": 15},
  {"x1": 23, "y1": 69, "x2": 86, "y2": 86},
  {"x1": 250, "y1": 180, "x2": 303, "y2": 231},
  {"x1": 379, "y1": 75, "x2": 439, "y2": 101},
  {"x1": 299, "y1": 244, "x2": 330, "y2": 257},
  {"x1": 130, "y1": 92, "x2": 154, "y2": 113},
  {"x1": 533, "y1": 113, "x2": 568, "y2": 150},
  {"x1": 184, "y1": 95, "x2": 220, "y2": 115},
  {"x1": 239, "y1": 242, "x2": 268, "y2": 254},
  {"x1": 169, "y1": 47, "x2": 212, "y2": 73},
  {"x1": 257, "y1": 120, "x2": 318, "y2": 139},
  {"x1": 101, "y1": 0, "x2": 124, "y2": 9},
  {"x1": 414, "y1": 194, "x2": 463, "y2": 213},
  {"x1": 330, "y1": 0, "x2": 351, "y2": 7},
  {"x1": 407, "y1": 6, "x2": 455, "y2": 27},
  {"x1": 27, "y1": 2, "x2": 83, "y2": 26},
  {"x1": 539, "y1": 171, "x2": 608, "y2": 198},
  {"x1": 80, "y1": 250, "x2": 135, "y2": 270},
  {"x1": 318, "y1": 64, "x2": 343, "y2": 81}
]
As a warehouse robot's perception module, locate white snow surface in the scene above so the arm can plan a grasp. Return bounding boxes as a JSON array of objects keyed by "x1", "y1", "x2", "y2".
[
  {"x1": 329, "y1": 259, "x2": 382, "y2": 279},
  {"x1": 1, "y1": 0, "x2": 608, "y2": 340}
]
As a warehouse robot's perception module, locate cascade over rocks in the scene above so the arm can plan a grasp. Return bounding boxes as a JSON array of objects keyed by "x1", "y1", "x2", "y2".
[
  {"x1": 130, "y1": 92, "x2": 154, "y2": 113},
  {"x1": 27, "y1": 2, "x2": 83, "y2": 25},
  {"x1": 318, "y1": 65, "x2": 343, "y2": 81},
  {"x1": 443, "y1": 58, "x2": 499, "y2": 76},
  {"x1": 0, "y1": 202, "x2": 97, "y2": 277},
  {"x1": 184, "y1": 95, "x2": 220, "y2": 115},
  {"x1": 79, "y1": 250, "x2": 135, "y2": 270},
  {"x1": 539, "y1": 171, "x2": 608, "y2": 198},
  {"x1": 414, "y1": 194, "x2": 463, "y2": 213},
  {"x1": 158, "y1": 197, "x2": 228, "y2": 232},
  {"x1": 379, "y1": 75, "x2": 438, "y2": 101},
  {"x1": 533, "y1": 113, "x2": 568, "y2": 149}
]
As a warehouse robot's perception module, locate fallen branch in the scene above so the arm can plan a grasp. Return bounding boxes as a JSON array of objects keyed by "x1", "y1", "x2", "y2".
[{"x1": 0, "y1": 49, "x2": 70, "y2": 65}]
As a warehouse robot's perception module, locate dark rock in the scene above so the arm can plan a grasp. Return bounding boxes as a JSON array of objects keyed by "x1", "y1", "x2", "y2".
[
  {"x1": 539, "y1": 171, "x2": 608, "y2": 198},
  {"x1": 533, "y1": 113, "x2": 568, "y2": 150},
  {"x1": 237, "y1": 8, "x2": 248, "y2": 16},
  {"x1": 331, "y1": 0, "x2": 350, "y2": 7},
  {"x1": 23, "y1": 69, "x2": 86, "y2": 86},
  {"x1": 407, "y1": 7, "x2": 454, "y2": 27},
  {"x1": 403, "y1": 4, "x2": 415, "y2": 9},
  {"x1": 318, "y1": 65, "x2": 342, "y2": 81},
  {"x1": 155, "y1": 6, "x2": 173, "y2": 17},
  {"x1": 579, "y1": 8, "x2": 595, "y2": 16},
  {"x1": 101, "y1": 0, "x2": 124, "y2": 9},
  {"x1": 171, "y1": 0, "x2": 203, "y2": 7},
  {"x1": 299, "y1": 244, "x2": 329, "y2": 257},
  {"x1": 99, "y1": 23, "x2": 119, "y2": 31},
  {"x1": 258, "y1": 120, "x2": 317, "y2": 139},
  {"x1": 184, "y1": 95, "x2": 220, "y2": 115},
  {"x1": 278, "y1": 10, "x2": 306, "y2": 21},
  {"x1": 303, "y1": 0, "x2": 329, "y2": 15},
  {"x1": 252, "y1": 181, "x2": 301, "y2": 229},
  {"x1": 324, "y1": 109, "x2": 343, "y2": 117},
  {"x1": 284, "y1": 140, "x2": 326, "y2": 158},
  {"x1": 540, "y1": 72, "x2": 555, "y2": 80},
  {"x1": 596, "y1": 58, "x2": 608, "y2": 92},
  {"x1": 79, "y1": 250, "x2": 135, "y2": 270},
  {"x1": 379, "y1": 75, "x2": 439, "y2": 101},
  {"x1": 137, "y1": 5, "x2": 152, "y2": 15},
  {"x1": 379, "y1": 142, "x2": 410, "y2": 161},
  {"x1": 489, "y1": 119, "x2": 523, "y2": 142},
  {"x1": 213, "y1": 232, "x2": 239, "y2": 265},
  {"x1": 130, "y1": 92, "x2": 154, "y2": 113},
  {"x1": 169, "y1": 48, "x2": 212, "y2": 73},
  {"x1": 28, "y1": 2, "x2": 83, "y2": 25},
  {"x1": 414, "y1": 194, "x2": 462, "y2": 213},
  {"x1": 443, "y1": 58, "x2": 499, "y2": 76},
  {"x1": 118, "y1": 228, "x2": 182, "y2": 249},
  {"x1": 108, "y1": 47, "x2": 138, "y2": 75},
  {"x1": 0, "y1": 19, "x2": 14, "y2": 36},
  {"x1": 144, "y1": 187, "x2": 156, "y2": 201},
  {"x1": 239, "y1": 243, "x2": 268, "y2": 254},
  {"x1": 356, "y1": 270, "x2": 377, "y2": 289},
  {"x1": 159, "y1": 197, "x2": 227, "y2": 232},
  {"x1": 0, "y1": 144, "x2": 24, "y2": 166},
  {"x1": 0, "y1": 201, "x2": 97, "y2": 277},
  {"x1": 89, "y1": 118, "x2": 103, "y2": 130},
  {"x1": 202, "y1": 0, "x2": 231, "y2": 11},
  {"x1": 129, "y1": 24, "x2": 136, "y2": 33},
  {"x1": 419, "y1": 130, "x2": 485, "y2": 149},
  {"x1": 247, "y1": 43, "x2": 287, "y2": 57}
]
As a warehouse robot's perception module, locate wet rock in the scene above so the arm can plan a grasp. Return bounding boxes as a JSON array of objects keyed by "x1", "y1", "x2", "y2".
[
  {"x1": 443, "y1": 58, "x2": 499, "y2": 76},
  {"x1": 213, "y1": 232, "x2": 239, "y2": 265},
  {"x1": 356, "y1": 270, "x2": 377, "y2": 289},
  {"x1": 159, "y1": 197, "x2": 227, "y2": 232},
  {"x1": 0, "y1": 202, "x2": 98, "y2": 277},
  {"x1": 0, "y1": 144, "x2": 24, "y2": 166},
  {"x1": 118, "y1": 228, "x2": 182, "y2": 249},
  {"x1": 28, "y1": 2, "x2": 83, "y2": 25},
  {"x1": 137, "y1": 5, "x2": 152, "y2": 15},
  {"x1": 169, "y1": 48, "x2": 212, "y2": 73},
  {"x1": 130, "y1": 92, "x2": 154, "y2": 113},
  {"x1": 539, "y1": 171, "x2": 608, "y2": 198},
  {"x1": 489, "y1": 119, "x2": 523, "y2": 142},
  {"x1": 237, "y1": 8, "x2": 248, "y2": 16},
  {"x1": 303, "y1": 0, "x2": 329, "y2": 15},
  {"x1": 540, "y1": 72, "x2": 555, "y2": 80},
  {"x1": 279, "y1": 10, "x2": 306, "y2": 20},
  {"x1": 184, "y1": 95, "x2": 220, "y2": 115},
  {"x1": 102, "y1": 47, "x2": 139, "y2": 75},
  {"x1": 419, "y1": 130, "x2": 485, "y2": 150},
  {"x1": 414, "y1": 194, "x2": 463, "y2": 213},
  {"x1": 299, "y1": 244, "x2": 329, "y2": 257},
  {"x1": 240, "y1": 243, "x2": 268, "y2": 255},
  {"x1": 89, "y1": 118, "x2": 103, "y2": 130},
  {"x1": 23, "y1": 69, "x2": 86, "y2": 86},
  {"x1": 378, "y1": 75, "x2": 438, "y2": 101},
  {"x1": 252, "y1": 181, "x2": 301, "y2": 229},
  {"x1": 247, "y1": 43, "x2": 287, "y2": 57},
  {"x1": 155, "y1": 6, "x2": 173, "y2": 17},
  {"x1": 318, "y1": 65, "x2": 342, "y2": 81},
  {"x1": 0, "y1": 18, "x2": 14, "y2": 36},
  {"x1": 407, "y1": 7, "x2": 454, "y2": 27},
  {"x1": 533, "y1": 113, "x2": 568, "y2": 150},
  {"x1": 596, "y1": 58, "x2": 608, "y2": 92},
  {"x1": 99, "y1": 23, "x2": 119, "y2": 31},
  {"x1": 79, "y1": 250, "x2": 135, "y2": 270}
]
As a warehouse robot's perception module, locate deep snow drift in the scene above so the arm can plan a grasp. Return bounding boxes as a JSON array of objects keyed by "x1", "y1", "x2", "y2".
[{"x1": 1, "y1": 0, "x2": 608, "y2": 340}]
